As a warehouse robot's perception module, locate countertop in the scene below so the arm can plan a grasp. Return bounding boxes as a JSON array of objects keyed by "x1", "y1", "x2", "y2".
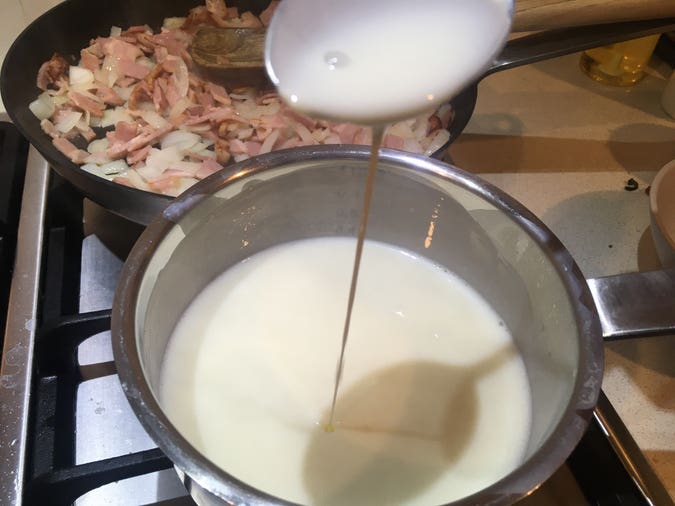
[
  {"x1": 449, "y1": 53, "x2": 675, "y2": 498},
  {"x1": 1, "y1": 0, "x2": 674, "y2": 500}
]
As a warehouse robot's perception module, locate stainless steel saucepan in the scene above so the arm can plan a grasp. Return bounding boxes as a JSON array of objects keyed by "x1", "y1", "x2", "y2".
[{"x1": 112, "y1": 146, "x2": 675, "y2": 505}]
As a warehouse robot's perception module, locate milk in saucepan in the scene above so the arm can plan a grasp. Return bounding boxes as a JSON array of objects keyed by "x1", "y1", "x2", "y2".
[
  {"x1": 160, "y1": 238, "x2": 531, "y2": 505},
  {"x1": 265, "y1": 0, "x2": 513, "y2": 124}
]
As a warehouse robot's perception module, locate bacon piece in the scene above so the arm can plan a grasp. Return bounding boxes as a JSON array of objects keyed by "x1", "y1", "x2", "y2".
[
  {"x1": 426, "y1": 114, "x2": 442, "y2": 135},
  {"x1": 126, "y1": 124, "x2": 173, "y2": 153},
  {"x1": 283, "y1": 109, "x2": 317, "y2": 129},
  {"x1": 384, "y1": 134, "x2": 405, "y2": 150},
  {"x1": 127, "y1": 144, "x2": 152, "y2": 165},
  {"x1": 80, "y1": 49, "x2": 100, "y2": 72},
  {"x1": 128, "y1": 63, "x2": 164, "y2": 109},
  {"x1": 195, "y1": 157, "x2": 222, "y2": 179},
  {"x1": 40, "y1": 119, "x2": 60, "y2": 139},
  {"x1": 214, "y1": 138, "x2": 231, "y2": 164},
  {"x1": 197, "y1": 91, "x2": 214, "y2": 107},
  {"x1": 108, "y1": 121, "x2": 138, "y2": 144},
  {"x1": 152, "y1": 31, "x2": 192, "y2": 61},
  {"x1": 332, "y1": 123, "x2": 361, "y2": 144},
  {"x1": 206, "y1": 0, "x2": 228, "y2": 18},
  {"x1": 68, "y1": 91, "x2": 105, "y2": 117},
  {"x1": 37, "y1": 53, "x2": 69, "y2": 91},
  {"x1": 245, "y1": 141, "x2": 262, "y2": 156},
  {"x1": 102, "y1": 38, "x2": 142, "y2": 61},
  {"x1": 181, "y1": 6, "x2": 213, "y2": 32},
  {"x1": 117, "y1": 59, "x2": 151, "y2": 80},
  {"x1": 213, "y1": 11, "x2": 263, "y2": 28},
  {"x1": 260, "y1": 1, "x2": 280, "y2": 26},
  {"x1": 205, "y1": 82, "x2": 230, "y2": 105},
  {"x1": 96, "y1": 85, "x2": 124, "y2": 106},
  {"x1": 153, "y1": 81, "x2": 168, "y2": 112},
  {"x1": 53, "y1": 137, "x2": 90, "y2": 163},
  {"x1": 77, "y1": 123, "x2": 97, "y2": 142}
]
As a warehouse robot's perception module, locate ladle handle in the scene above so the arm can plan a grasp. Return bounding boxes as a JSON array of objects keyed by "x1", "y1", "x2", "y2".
[
  {"x1": 513, "y1": 0, "x2": 675, "y2": 32},
  {"x1": 488, "y1": 17, "x2": 675, "y2": 75},
  {"x1": 587, "y1": 269, "x2": 675, "y2": 340}
]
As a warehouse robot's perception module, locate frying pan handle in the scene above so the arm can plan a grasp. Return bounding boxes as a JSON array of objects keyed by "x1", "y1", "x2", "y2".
[
  {"x1": 587, "y1": 269, "x2": 675, "y2": 340},
  {"x1": 487, "y1": 17, "x2": 675, "y2": 75}
]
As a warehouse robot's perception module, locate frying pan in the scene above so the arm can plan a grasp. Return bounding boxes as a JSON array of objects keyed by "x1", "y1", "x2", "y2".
[{"x1": 2, "y1": 0, "x2": 675, "y2": 224}]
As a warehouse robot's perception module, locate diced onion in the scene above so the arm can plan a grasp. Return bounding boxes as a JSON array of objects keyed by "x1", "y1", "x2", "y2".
[
  {"x1": 138, "y1": 110, "x2": 169, "y2": 129},
  {"x1": 160, "y1": 129, "x2": 201, "y2": 151},
  {"x1": 28, "y1": 92, "x2": 55, "y2": 120},
  {"x1": 163, "y1": 17, "x2": 186, "y2": 30},
  {"x1": 110, "y1": 26, "x2": 122, "y2": 37},
  {"x1": 69, "y1": 66, "x2": 95, "y2": 87},
  {"x1": 100, "y1": 159, "x2": 129, "y2": 175},
  {"x1": 114, "y1": 85, "x2": 133, "y2": 101},
  {"x1": 87, "y1": 138, "x2": 109, "y2": 154},
  {"x1": 423, "y1": 129, "x2": 451, "y2": 156},
  {"x1": 100, "y1": 107, "x2": 133, "y2": 128},
  {"x1": 55, "y1": 111, "x2": 83, "y2": 133}
]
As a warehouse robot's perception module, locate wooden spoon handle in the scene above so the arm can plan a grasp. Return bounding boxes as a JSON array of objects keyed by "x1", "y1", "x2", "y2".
[{"x1": 513, "y1": 0, "x2": 675, "y2": 32}]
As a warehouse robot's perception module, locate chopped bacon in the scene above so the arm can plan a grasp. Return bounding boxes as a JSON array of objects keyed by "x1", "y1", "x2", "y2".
[
  {"x1": 68, "y1": 91, "x2": 105, "y2": 117},
  {"x1": 96, "y1": 86, "x2": 125, "y2": 106},
  {"x1": 117, "y1": 59, "x2": 151, "y2": 80},
  {"x1": 108, "y1": 121, "x2": 138, "y2": 144},
  {"x1": 127, "y1": 144, "x2": 152, "y2": 165},
  {"x1": 31, "y1": 1, "x2": 452, "y2": 198},
  {"x1": 37, "y1": 53, "x2": 70, "y2": 91},
  {"x1": 384, "y1": 134, "x2": 405, "y2": 150},
  {"x1": 53, "y1": 137, "x2": 90, "y2": 163},
  {"x1": 102, "y1": 38, "x2": 142, "y2": 61},
  {"x1": 195, "y1": 157, "x2": 222, "y2": 179},
  {"x1": 215, "y1": 138, "x2": 231, "y2": 164},
  {"x1": 205, "y1": 82, "x2": 230, "y2": 105},
  {"x1": 80, "y1": 49, "x2": 100, "y2": 72},
  {"x1": 259, "y1": 1, "x2": 280, "y2": 26},
  {"x1": 332, "y1": 123, "x2": 362, "y2": 144},
  {"x1": 205, "y1": 0, "x2": 228, "y2": 18},
  {"x1": 40, "y1": 119, "x2": 60, "y2": 138},
  {"x1": 180, "y1": 6, "x2": 213, "y2": 32}
]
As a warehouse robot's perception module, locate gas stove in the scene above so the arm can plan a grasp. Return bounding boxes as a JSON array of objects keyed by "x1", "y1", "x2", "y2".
[{"x1": 0, "y1": 116, "x2": 673, "y2": 505}]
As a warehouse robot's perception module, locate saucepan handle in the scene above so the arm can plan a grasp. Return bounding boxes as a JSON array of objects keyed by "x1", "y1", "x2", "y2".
[
  {"x1": 587, "y1": 269, "x2": 675, "y2": 340},
  {"x1": 487, "y1": 17, "x2": 675, "y2": 76}
]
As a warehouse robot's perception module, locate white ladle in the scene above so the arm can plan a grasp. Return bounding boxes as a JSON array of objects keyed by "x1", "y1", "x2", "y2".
[{"x1": 264, "y1": 0, "x2": 514, "y2": 125}]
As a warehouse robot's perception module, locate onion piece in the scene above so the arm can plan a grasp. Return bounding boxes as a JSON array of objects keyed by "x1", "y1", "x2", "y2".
[
  {"x1": 137, "y1": 109, "x2": 169, "y2": 129},
  {"x1": 100, "y1": 106, "x2": 133, "y2": 128},
  {"x1": 100, "y1": 159, "x2": 129, "y2": 175},
  {"x1": 110, "y1": 26, "x2": 122, "y2": 37},
  {"x1": 69, "y1": 66, "x2": 95, "y2": 87},
  {"x1": 163, "y1": 17, "x2": 186, "y2": 30},
  {"x1": 87, "y1": 138, "x2": 109, "y2": 154},
  {"x1": 28, "y1": 92, "x2": 55, "y2": 120},
  {"x1": 55, "y1": 111, "x2": 83, "y2": 133},
  {"x1": 160, "y1": 129, "x2": 201, "y2": 151},
  {"x1": 423, "y1": 129, "x2": 451, "y2": 156},
  {"x1": 81, "y1": 163, "x2": 118, "y2": 180}
]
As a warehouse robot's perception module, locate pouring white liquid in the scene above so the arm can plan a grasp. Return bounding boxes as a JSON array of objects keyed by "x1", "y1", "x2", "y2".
[
  {"x1": 160, "y1": 238, "x2": 531, "y2": 505},
  {"x1": 265, "y1": 0, "x2": 512, "y2": 124}
]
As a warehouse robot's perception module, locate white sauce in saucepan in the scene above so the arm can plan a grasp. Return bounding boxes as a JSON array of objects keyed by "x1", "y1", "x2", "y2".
[
  {"x1": 160, "y1": 238, "x2": 531, "y2": 505},
  {"x1": 265, "y1": 0, "x2": 512, "y2": 124}
]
